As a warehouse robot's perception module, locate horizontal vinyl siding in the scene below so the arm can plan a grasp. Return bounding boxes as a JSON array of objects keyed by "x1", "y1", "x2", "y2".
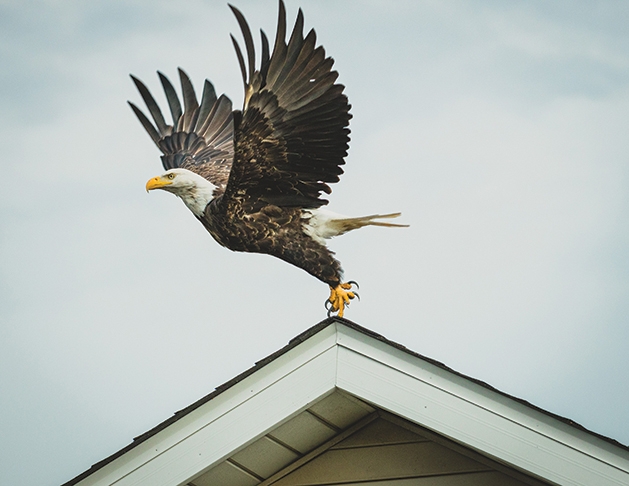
[
  {"x1": 300, "y1": 471, "x2": 530, "y2": 485},
  {"x1": 272, "y1": 442, "x2": 490, "y2": 485},
  {"x1": 271, "y1": 418, "x2": 531, "y2": 486}
]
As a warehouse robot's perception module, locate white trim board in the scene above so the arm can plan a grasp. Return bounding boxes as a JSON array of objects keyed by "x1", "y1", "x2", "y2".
[
  {"x1": 64, "y1": 319, "x2": 629, "y2": 486},
  {"x1": 334, "y1": 325, "x2": 629, "y2": 486}
]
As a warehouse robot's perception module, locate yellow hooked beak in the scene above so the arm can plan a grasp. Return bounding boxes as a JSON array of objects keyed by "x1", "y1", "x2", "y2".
[{"x1": 145, "y1": 175, "x2": 172, "y2": 192}]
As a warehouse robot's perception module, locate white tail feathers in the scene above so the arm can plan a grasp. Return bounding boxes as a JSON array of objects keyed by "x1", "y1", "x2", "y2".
[
  {"x1": 331, "y1": 212, "x2": 409, "y2": 232},
  {"x1": 302, "y1": 209, "x2": 408, "y2": 245}
]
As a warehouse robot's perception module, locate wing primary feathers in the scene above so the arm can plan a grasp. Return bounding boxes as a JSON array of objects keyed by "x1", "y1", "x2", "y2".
[
  {"x1": 273, "y1": 27, "x2": 316, "y2": 97},
  {"x1": 196, "y1": 93, "x2": 231, "y2": 138},
  {"x1": 267, "y1": 0, "x2": 287, "y2": 87},
  {"x1": 272, "y1": 0, "x2": 287, "y2": 58},
  {"x1": 130, "y1": 74, "x2": 168, "y2": 133},
  {"x1": 203, "y1": 95, "x2": 234, "y2": 144},
  {"x1": 229, "y1": 4, "x2": 256, "y2": 83},
  {"x1": 272, "y1": 8, "x2": 305, "y2": 91},
  {"x1": 178, "y1": 68, "x2": 200, "y2": 132},
  {"x1": 260, "y1": 29, "x2": 270, "y2": 81},
  {"x1": 158, "y1": 71, "x2": 182, "y2": 126},
  {"x1": 287, "y1": 8, "x2": 305, "y2": 55},
  {"x1": 195, "y1": 79, "x2": 218, "y2": 132},
  {"x1": 230, "y1": 34, "x2": 248, "y2": 87},
  {"x1": 128, "y1": 101, "x2": 161, "y2": 144},
  {"x1": 286, "y1": 28, "x2": 317, "y2": 78}
]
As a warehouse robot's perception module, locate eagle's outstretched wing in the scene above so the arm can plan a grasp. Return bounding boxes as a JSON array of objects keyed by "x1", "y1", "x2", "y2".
[
  {"x1": 128, "y1": 69, "x2": 234, "y2": 187},
  {"x1": 223, "y1": 1, "x2": 352, "y2": 210}
]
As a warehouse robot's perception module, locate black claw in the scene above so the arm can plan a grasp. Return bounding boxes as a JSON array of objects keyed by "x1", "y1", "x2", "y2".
[
  {"x1": 353, "y1": 292, "x2": 360, "y2": 301},
  {"x1": 347, "y1": 280, "x2": 360, "y2": 289},
  {"x1": 327, "y1": 306, "x2": 334, "y2": 317},
  {"x1": 324, "y1": 299, "x2": 333, "y2": 311}
]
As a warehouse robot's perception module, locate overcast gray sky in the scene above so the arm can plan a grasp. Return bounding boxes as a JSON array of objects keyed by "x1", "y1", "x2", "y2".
[{"x1": 1, "y1": 1, "x2": 628, "y2": 484}]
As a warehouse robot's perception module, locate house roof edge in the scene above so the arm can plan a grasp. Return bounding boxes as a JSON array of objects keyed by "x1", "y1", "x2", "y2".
[{"x1": 62, "y1": 317, "x2": 629, "y2": 486}]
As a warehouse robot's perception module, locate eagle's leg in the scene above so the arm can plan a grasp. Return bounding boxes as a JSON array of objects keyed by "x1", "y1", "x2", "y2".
[{"x1": 327, "y1": 282, "x2": 359, "y2": 318}]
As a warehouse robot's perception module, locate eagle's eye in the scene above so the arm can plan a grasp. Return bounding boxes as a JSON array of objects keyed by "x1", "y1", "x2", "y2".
[{"x1": 166, "y1": 173, "x2": 176, "y2": 180}]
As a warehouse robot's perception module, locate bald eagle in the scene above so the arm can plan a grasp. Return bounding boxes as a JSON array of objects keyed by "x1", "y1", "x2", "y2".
[{"x1": 129, "y1": 1, "x2": 407, "y2": 317}]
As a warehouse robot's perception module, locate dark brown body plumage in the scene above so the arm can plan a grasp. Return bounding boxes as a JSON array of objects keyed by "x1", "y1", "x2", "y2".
[
  {"x1": 129, "y1": 1, "x2": 351, "y2": 288},
  {"x1": 203, "y1": 200, "x2": 342, "y2": 287}
]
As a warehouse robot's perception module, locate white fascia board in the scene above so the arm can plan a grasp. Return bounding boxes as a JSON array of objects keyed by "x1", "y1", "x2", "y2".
[
  {"x1": 335, "y1": 325, "x2": 629, "y2": 486},
  {"x1": 75, "y1": 325, "x2": 340, "y2": 486}
]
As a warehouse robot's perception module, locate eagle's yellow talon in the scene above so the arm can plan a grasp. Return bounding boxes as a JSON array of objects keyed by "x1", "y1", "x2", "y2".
[{"x1": 327, "y1": 282, "x2": 358, "y2": 318}]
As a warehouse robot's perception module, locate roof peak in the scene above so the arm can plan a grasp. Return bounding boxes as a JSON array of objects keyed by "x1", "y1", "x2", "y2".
[{"x1": 63, "y1": 317, "x2": 629, "y2": 486}]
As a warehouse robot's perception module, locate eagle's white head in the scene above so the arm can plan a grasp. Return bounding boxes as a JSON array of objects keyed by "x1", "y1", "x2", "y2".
[{"x1": 145, "y1": 168, "x2": 216, "y2": 217}]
